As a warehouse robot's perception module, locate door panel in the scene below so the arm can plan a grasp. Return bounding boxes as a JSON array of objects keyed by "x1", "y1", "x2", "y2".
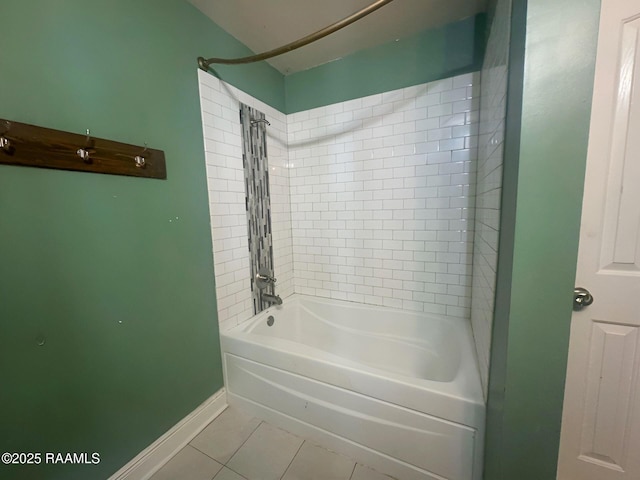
[
  {"x1": 557, "y1": 1, "x2": 640, "y2": 479},
  {"x1": 600, "y1": 16, "x2": 640, "y2": 272},
  {"x1": 580, "y1": 322, "x2": 638, "y2": 470}
]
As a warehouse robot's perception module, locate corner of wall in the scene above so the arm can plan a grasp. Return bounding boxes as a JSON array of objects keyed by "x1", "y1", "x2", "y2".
[{"x1": 283, "y1": 14, "x2": 487, "y2": 114}]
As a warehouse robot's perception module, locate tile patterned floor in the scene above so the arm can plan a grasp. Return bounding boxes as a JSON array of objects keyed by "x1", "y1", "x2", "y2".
[{"x1": 150, "y1": 406, "x2": 395, "y2": 480}]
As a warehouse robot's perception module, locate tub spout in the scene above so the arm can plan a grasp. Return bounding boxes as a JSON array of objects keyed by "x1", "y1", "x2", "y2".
[{"x1": 262, "y1": 293, "x2": 282, "y2": 306}]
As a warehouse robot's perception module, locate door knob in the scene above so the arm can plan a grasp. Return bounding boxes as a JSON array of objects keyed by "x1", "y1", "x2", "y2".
[{"x1": 573, "y1": 287, "x2": 594, "y2": 310}]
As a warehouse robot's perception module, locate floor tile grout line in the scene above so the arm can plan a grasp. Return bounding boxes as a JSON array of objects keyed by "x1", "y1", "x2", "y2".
[
  {"x1": 186, "y1": 412, "x2": 391, "y2": 480},
  {"x1": 188, "y1": 416, "x2": 263, "y2": 466},
  {"x1": 278, "y1": 438, "x2": 306, "y2": 480},
  {"x1": 348, "y1": 461, "x2": 358, "y2": 480},
  {"x1": 220, "y1": 465, "x2": 251, "y2": 480},
  {"x1": 179, "y1": 443, "x2": 227, "y2": 471},
  {"x1": 224, "y1": 420, "x2": 265, "y2": 466},
  {"x1": 188, "y1": 443, "x2": 225, "y2": 465}
]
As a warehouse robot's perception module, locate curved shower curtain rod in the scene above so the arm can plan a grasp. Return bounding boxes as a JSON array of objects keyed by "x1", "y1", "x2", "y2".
[{"x1": 197, "y1": 0, "x2": 396, "y2": 71}]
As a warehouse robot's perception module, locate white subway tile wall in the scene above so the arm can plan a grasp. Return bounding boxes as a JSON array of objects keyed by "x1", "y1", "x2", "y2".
[
  {"x1": 288, "y1": 73, "x2": 480, "y2": 316},
  {"x1": 198, "y1": 70, "x2": 485, "y2": 329},
  {"x1": 470, "y1": 0, "x2": 510, "y2": 398},
  {"x1": 198, "y1": 71, "x2": 293, "y2": 332}
]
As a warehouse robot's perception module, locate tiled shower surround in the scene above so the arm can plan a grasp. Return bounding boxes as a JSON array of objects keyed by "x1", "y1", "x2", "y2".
[
  {"x1": 288, "y1": 75, "x2": 479, "y2": 316},
  {"x1": 198, "y1": 70, "x2": 481, "y2": 328},
  {"x1": 240, "y1": 103, "x2": 275, "y2": 314},
  {"x1": 471, "y1": 0, "x2": 510, "y2": 397},
  {"x1": 198, "y1": 72, "x2": 293, "y2": 332}
]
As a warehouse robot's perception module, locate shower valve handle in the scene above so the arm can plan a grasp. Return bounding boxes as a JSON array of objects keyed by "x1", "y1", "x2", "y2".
[
  {"x1": 256, "y1": 267, "x2": 277, "y2": 290},
  {"x1": 257, "y1": 273, "x2": 277, "y2": 282}
]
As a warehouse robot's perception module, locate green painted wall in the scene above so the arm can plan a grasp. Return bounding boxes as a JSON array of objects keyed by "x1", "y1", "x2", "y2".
[
  {"x1": 0, "y1": 1, "x2": 284, "y2": 479},
  {"x1": 485, "y1": 0, "x2": 600, "y2": 479},
  {"x1": 0, "y1": 0, "x2": 603, "y2": 478},
  {"x1": 284, "y1": 14, "x2": 486, "y2": 113}
]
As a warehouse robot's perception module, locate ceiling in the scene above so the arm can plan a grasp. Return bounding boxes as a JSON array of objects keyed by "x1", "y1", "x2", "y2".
[{"x1": 188, "y1": 0, "x2": 487, "y2": 74}]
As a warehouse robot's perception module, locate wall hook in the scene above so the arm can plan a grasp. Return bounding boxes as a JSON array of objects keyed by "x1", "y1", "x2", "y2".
[
  {"x1": 0, "y1": 121, "x2": 14, "y2": 155},
  {"x1": 0, "y1": 136, "x2": 12, "y2": 153},
  {"x1": 77, "y1": 148, "x2": 91, "y2": 163},
  {"x1": 134, "y1": 155, "x2": 146, "y2": 168},
  {"x1": 134, "y1": 143, "x2": 147, "y2": 168},
  {"x1": 77, "y1": 128, "x2": 93, "y2": 164}
]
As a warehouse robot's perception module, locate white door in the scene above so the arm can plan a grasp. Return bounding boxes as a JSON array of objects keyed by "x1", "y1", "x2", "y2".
[{"x1": 557, "y1": 0, "x2": 640, "y2": 479}]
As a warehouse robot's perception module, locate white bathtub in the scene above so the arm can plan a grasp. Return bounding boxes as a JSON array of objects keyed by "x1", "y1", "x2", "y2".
[{"x1": 221, "y1": 294, "x2": 485, "y2": 480}]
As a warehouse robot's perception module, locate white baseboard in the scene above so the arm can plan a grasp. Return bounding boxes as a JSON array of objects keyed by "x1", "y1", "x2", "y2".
[{"x1": 109, "y1": 388, "x2": 227, "y2": 480}]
